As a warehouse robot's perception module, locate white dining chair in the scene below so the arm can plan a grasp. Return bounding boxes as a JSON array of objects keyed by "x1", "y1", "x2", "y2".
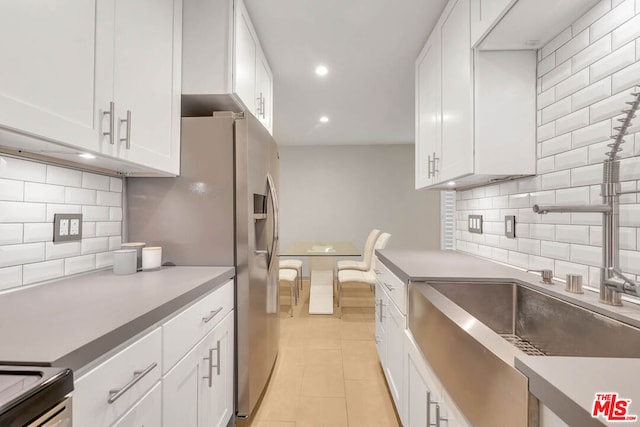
[
  {"x1": 337, "y1": 228, "x2": 381, "y2": 272},
  {"x1": 279, "y1": 268, "x2": 298, "y2": 317},
  {"x1": 279, "y1": 259, "x2": 303, "y2": 293},
  {"x1": 337, "y1": 232, "x2": 391, "y2": 318}
]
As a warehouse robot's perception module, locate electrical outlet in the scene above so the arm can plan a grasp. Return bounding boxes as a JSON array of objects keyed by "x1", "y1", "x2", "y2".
[
  {"x1": 54, "y1": 214, "x2": 83, "y2": 242},
  {"x1": 505, "y1": 215, "x2": 516, "y2": 239},
  {"x1": 468, "y1": 215, "x2": 483, "y2": 234}
]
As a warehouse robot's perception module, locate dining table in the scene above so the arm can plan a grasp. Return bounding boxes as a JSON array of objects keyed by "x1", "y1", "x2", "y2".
[{"x1": 280, "y1": 241, "x2": 360, "y2": 314}]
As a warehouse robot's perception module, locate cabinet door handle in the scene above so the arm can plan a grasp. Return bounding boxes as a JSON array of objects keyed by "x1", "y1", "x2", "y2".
[
  {"x1": 435, "y1": 404, "x2": 447, "y2": 427},
  {"x1": 202, "y1": 340, "x2": 221, "y2": 388},
  {"x1": 202, "y1": 306, "x2": 224, "y2": 323},
  {"x1": 103, "y1": 101, "x2": 115, "y2": 145},
  {"x1": 427, "y1": 391, "x2": 438, "y2": 426},
  {"x1": 120, "y1": 110, "x2": 132, "y2": 149},
  {"x1": 261, "y1": 94, "x2": 265, "y2": 119},
  {"x1": 383, "y1": 281, "x2": 395, "y2": 292},
  {"x1": 427, "y1": 154, "x2": 432, "y2": 178},
  {"x1": 432, "y1": 152, "x2": 439, "y2": 176},
  {"x1": 374, "y1": 335, "x2": 383, "y2": 344},
  {"x1": 108, "y1": 362, "x2": 157, "y2": 404}
]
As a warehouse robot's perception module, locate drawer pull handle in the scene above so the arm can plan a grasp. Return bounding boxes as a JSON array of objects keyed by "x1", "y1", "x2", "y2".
[
  {"x1": 202, "y1": 306, "x2": 224, "y2": 323},
  {"x1": 383, "y1": 281, "x2": 395, "y2": 292},
  {"x1": 108, "y1": 362, "x2": 157, "y2": 404},
  {"x1": 203, "y1": 340, "x2": 221, "y2": 388}
]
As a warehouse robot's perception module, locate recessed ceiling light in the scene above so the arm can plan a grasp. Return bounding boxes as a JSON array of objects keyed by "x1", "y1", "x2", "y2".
[
  {"x1": 78, "y1": 153, "x2": 96, "y2": 159},
  {"x1": 447, "y1": 181, "x2": 456, "y2": 186},
  {"x1": 319, "y1": 116, "x2": 329, "y2": 123},
  {"x1": 315, "y1": 65, "x2": 328, "y2": 76}
]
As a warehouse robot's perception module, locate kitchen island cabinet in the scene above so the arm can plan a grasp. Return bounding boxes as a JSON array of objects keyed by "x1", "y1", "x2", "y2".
[{"x1": 0, "y1": 0, "x2": 182, "y2": 176}]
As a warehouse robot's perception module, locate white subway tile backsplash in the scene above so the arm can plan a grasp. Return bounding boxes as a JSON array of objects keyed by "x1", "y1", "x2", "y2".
[
  {"x1": 478, "y1": 245, "x2": 492, "y2": 258},
  {"x1": 620, "y1": 204, "x2": 640, "y2": 226},
  {"x1": 96, "y1": 252, "x2": 114, "y2": 269},
  {"x1": 0, "y1": 156, "x2": 46, "y2": 182},
  {"x1": 493, "y1": 196, "x2": 509, "y2": 208},
  {"x1": 555, "y1": 147, "x2": 589, "y2": 170},
  {"x1": 572, "y1": 212, "x2": 603, "y2": 225},
  {"x1": 0, "y1": 266, "x2": 22, "y2": 291},
  {"x1": 64, "y1": 255, "x2": 96, "y2": 276},
  {"x1": 612, "y1": 61, "x2": 640, "y2": 93},
  {"x1": 0, "y1": 178, "x2": 23, "y2": 201},
  {"x1": 591, "y1": 225, "x2": 636, "y2": 248},
  {"x1": 518, "y1": 176, "x2": 541, "y2": 193},
  {"x1": 530, "y1": 224, "x2": 556, "y2": 240},
  {"x1": 485, "y1": 234, "x2": 500, "y2": 246},
  {"x1": 46, "y1": 166, "x2": 81, "y2": 187},
  {"x1": 556, "y1": 186, "x2": 591, "y2": 205},
  {"x1": 538, "y1": 157, "x2": 555, "y2": 174},
  {"x1": 0, "y1": 243, "x2": 45, "y2": 268},
  {"x1": 555, "y1": 69, "x2": 590, "y2": 100},
  {"x1": 500, "y1": 181, "x2": 520, "y2": 196},
  {"x1": 538, "y1": 88, "x2": 556, "y2": 109},
  {"x1": 0, "y1": 224, "x2": 23, "y2": 245},
  {"x1": 82, "y1": 172, "x2": 110, "y2": 191},
  {"x1": 24, "y1": 182, "x2": 65, "y2": 203},
  {"x1": 23, "y1": 223, "x2": 53, "y2": 243},
  {"x1": 509, "y1": 194, "x2": 531, "y2": 208},
  {"x1": 542, "y1": 28, "x2": 573, "y2": 58},
  {"x1": 573, "y1": 0, "x2": 612, "y2": 35},
  {"x1": 529, "y1": 255, "x2": 555, "y2": 271},
  {"x1": 555, "y1": 108, "x2": 590, "y2": 135},
  {"x1": 0, "y1": 202, "x2": 46, "y2": 223},
  {"x1": 46, "y1": 204, "x2": 81, "y2": 222},
  {"x1": 110, "y1": 178, "x2": 123, "y2": 193},
  {"x1": 591, "y1": 89, "x2": 636, "y2": 122},
  {"x1": 591, "y1": 0, "x2": 635, "y2": 41},
  {"x1": 492, "y1": 248, "x2": 509, "y2": 263},
  {"x1": 573, "y1": 77, "x2": 612, "y2": 110},
  {"x1": 65, "y1": 187, "x2": 96, "y2": 205},
  {"x1": 82, "y1": 206, "x2": 110, "y2": 222},
  {"x1": 23, "y1": 260, "x2": 64, "y2": 285},
  {"x1": 46, "y1": 241, "x2": 81, "y2": 260},
  {"x1": 97, "y1": 191, "x2": 122, "y2": 207},
  {"x1": 485, "y1": 185, "x2": 500, "y2": 197},
  {"x1": 473, "y1": 187, "x2": 486, "y2": 199},
  {"x1": 573, "y1": 35, "x2": 612, "y2": 72},
  {"x1": 538, "y1": 54, "x2": 556, "y2": 76},
  {"x1": 620, "y1": 249, "x2": 640, "y2": 274},
  {"x1": 557, "y1": 30, "x2": 590, "y2": 65},
  {"x1": 109, "y1": 236, "x2": 122, "y2": 251},
  {"x1": 556, "y1": 224, "x2": 591, "y2": 244},
  {"x1": 542, "y1": 98, "x2": 571, "y2": 124},
  {"x1": 537, "y1": 123, "x2": 556, "y2": 142},
  {"x1": 542, "y1": 61, "x2": 572, "y2": 91},
  {"x1": 109, "y1": 207, "x2": 123, "y2": 221},
  {"x1": 555, "y1": 260, "x2": 591, "y2": 280},
  {"x1": 518, "y1": 207, "x2": 541, "y2": 224},
  {"x1": 530, "y1": 190, "x2": 556, "y2": 206},
  {"x1": 572, "y1": 163, "x2": 603, "y2": 186},
  {"x1": 541, "y1": 134, "x2": 572, "y2": 156},
  {"x1": 508, "y1": 251, "x2": 529, "y2": 268},
  {"x1": 500, "y1": 236, "x2": 519, "y2": 250},
  {"x1": 620, "y1": 156, "x2": 640, "y2": 181},
  {"x1": 542, "y1": 170, "x2": 571, "y2": 189},
  {"x1": 81, "y1": 237, "x2": 109, "y2": 255},
  {"x1": 97, "y1": 222, "x2": 121, "y2": 237},
  {"x1": 572, "y1": 119, "x2": 612, "y2": 147},
  {"x1": 516, "y1": 223, "x2": 531, "y2": 238},
  {"x1": 591, "y1": 42, "x2": 636, "y2": 83}
]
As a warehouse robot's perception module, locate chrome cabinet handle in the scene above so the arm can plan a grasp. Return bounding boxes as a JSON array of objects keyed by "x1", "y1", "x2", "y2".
[
  {"x1": 435, "y1": 404, "x2": 447, "y2": 427},
  {"x1": 108, "y1": 362, "x2": 157, "y2": 404},
  {"x1": 202, "y1": 306, "x2": 224, "y2": 323},
  {"x1": 261, "y1": 94, "x2": 265, "y2": 119},
  {"x1": 374, "y1": 335, "x2": 383, "y2": 344},
  {"x1": 383, "y1": 281, "x2": 395, "y2": 292},
  {"x1": 427, "y1": 154, "x2": 432, "y2": 178},
  {"x1": 432, "y1": 152, "x2": 439, "y2": 176},
  {"x1": 120, "y1": 110, "x2": 132, "y2": 149},
  {"x1": 202, "y1": 340, "x2": 221, "y2": 388},
  {"x1": 103, "y1": 101, "x2": 115, "y2": 145},
  {"x1": 255, "y1": 250, "x2": 268, "y2": 255},
  {"x1": 379, "y1": 300, "x2": 387, "y2": 322},
  {"x1": 427, "y1": 391, "x2": 438, "y2": 426}
]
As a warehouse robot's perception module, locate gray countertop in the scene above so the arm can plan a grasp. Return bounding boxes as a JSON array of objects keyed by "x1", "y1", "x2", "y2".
[
  {"x1": 377, "y1": 249, "x2": 640, "y2": 427},
  {"x1": 0, "y1": 266, "x2": 234, "y2": 371}
]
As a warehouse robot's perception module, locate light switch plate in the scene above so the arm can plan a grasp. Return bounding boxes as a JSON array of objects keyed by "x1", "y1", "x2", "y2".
[
  {"x1": 468, "y1": 215, "x2": 483, "y2": 234},
  {"x1": 54, "y1": 213, "x2": 83, "y2": 242},
  {"x1": 505, "y1": 215, "x2": 516, "y2": 239}
]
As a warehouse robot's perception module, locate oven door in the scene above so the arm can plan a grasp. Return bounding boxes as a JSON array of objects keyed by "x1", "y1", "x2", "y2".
[{"x1": 26, "y1": 397, "x2": 71, "y2": 427}]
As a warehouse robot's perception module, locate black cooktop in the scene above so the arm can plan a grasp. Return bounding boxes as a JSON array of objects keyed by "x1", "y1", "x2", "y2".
[{"x1": 0, "y1": 366, "x2": 73, "y2": 426}]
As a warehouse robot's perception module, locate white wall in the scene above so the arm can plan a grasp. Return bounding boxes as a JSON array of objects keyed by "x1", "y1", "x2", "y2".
[
  {"x1": 456, "y1": 0, "x2": 640, "y2": 289},
  {"x1": 0, "y1": 155, "x2": 122, "y2": 291},
  {"x1": 279, "y1": 144, "x2": 441, "y2": 272}
]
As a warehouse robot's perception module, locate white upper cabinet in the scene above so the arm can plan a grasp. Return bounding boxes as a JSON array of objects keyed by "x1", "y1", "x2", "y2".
[
  {"x1": 415, "y1": 0, "x2": 536, "y2": 190},
  {"x1": 0, "y1": 1, "x2": 107, "y2": 152},
  {"x1": 0, "y1": 0, "x2": 182, "y2": 176},
  {"x1": 182, "y1": 0, "x2": 274, "y2": 134},
  {"x1": 469, "y1": 0, "x2": 515, "y2": 47}
]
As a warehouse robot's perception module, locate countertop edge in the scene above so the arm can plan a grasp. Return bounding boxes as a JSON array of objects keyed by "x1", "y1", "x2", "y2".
[
  {"x1": 515, "y1": 358, "x2": 606, "y2": 427},
  {"x1": 52, "y1": 267, "x2": 235, "y2": 372}
]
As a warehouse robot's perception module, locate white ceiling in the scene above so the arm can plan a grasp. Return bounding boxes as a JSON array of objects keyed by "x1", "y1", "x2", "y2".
[{"x1": 244, "y1": 0, "x2": 448, "y2": 146}]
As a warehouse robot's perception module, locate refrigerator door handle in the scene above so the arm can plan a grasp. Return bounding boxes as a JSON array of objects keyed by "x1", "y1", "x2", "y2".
[{"x1": 266, "y1": 174, "x2": 279, "y2": 273}]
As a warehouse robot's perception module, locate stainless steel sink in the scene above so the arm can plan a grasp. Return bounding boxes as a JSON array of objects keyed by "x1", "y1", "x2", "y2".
[
  {"x1": 408, "y1": 281, "x2": 640, "y2": 427},
  {"x1": 429, "y1": 282, "x2": 640, "y2": 357}
]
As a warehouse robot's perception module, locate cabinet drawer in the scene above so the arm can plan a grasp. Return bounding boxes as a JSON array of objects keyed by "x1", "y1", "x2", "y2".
[
  {"x1": 162, "y1": 279, "x2": 234, "y2": 373},
  {"x1": 112, "y1": 382, "x2": 162, "y2": 427},
  {"x1": 377, "y1": 263, "x2": 406, "y2": 315},
  {"x1": 73, "y1": 327, "x2": 162, "y2": 427}
]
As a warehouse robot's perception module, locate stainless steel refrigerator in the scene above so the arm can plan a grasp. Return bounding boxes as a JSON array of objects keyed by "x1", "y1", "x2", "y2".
[{"x1": 126, "y1": 112, "x2": 280, "y2": 421}]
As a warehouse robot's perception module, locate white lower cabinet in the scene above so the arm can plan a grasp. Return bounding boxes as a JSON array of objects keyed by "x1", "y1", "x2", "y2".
[
  {"x1": 112, "y1": 383, "x2": 162, "y2": 427},
  {"x1": 374, "y1": 282, "x2": 387, "y2": 368},
  {"x1": 539, "y1": 403, "x2": 570, "y2": 427},
  {"x1": 403, "y1": 331, "x2": 469, "y2": 427},
  {"x1": 163, "y1": 311, "x2": 234, "y2": 427}
]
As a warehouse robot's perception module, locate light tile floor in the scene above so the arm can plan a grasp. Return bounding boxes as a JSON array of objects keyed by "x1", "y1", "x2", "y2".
[{"x1": 242, "y1": 279, "x2": 401, "y2": 427}]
